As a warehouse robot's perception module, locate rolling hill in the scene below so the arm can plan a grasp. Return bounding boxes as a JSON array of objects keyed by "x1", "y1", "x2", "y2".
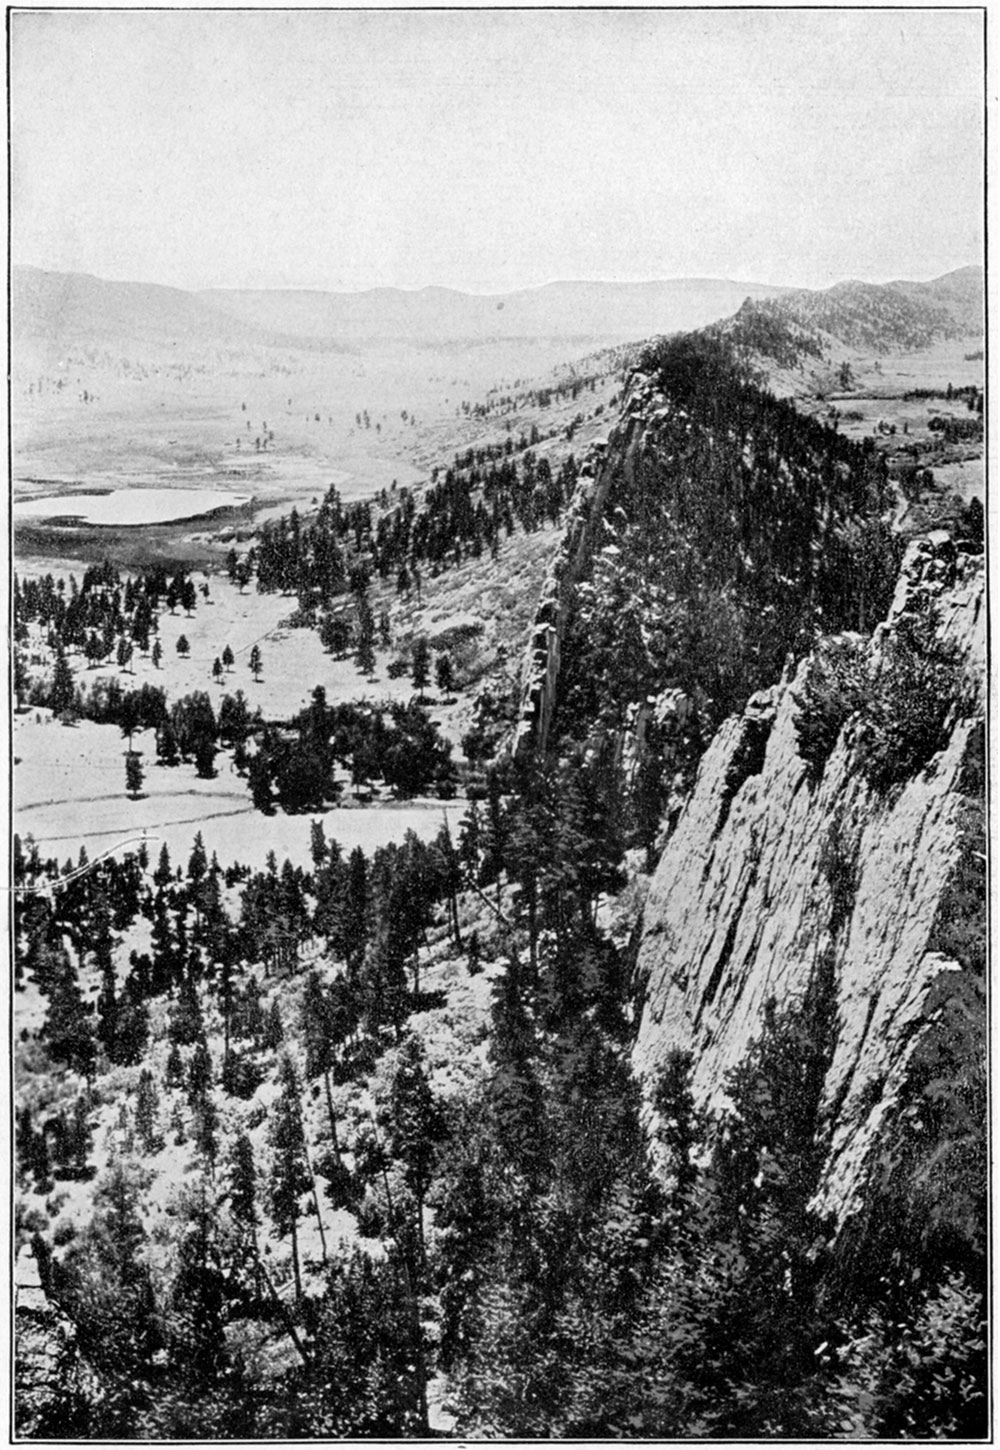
[
  {"x1": 12, "y1": 266, "x2": 791, "y2": 370},
  {"x1": 720, "y1": 265, "x2": 983, "y2": 364},
  {"x1": 197, "y1": 276, "x2": 790, "y2": 345}
]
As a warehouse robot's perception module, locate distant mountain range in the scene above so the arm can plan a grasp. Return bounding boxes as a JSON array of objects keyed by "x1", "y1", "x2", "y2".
[
  {"x1": 12, "y1": 263, "x2": 982, "y2": 371},
  {"x1": 720, "y1": 266, "x2": 982, "y2": 362},
  {"x1": 12, "y1": 267, "x2": 788, "y2": 365},
  {"x1": 197, "y1": 277, "x2": 791, "y2": 344}
]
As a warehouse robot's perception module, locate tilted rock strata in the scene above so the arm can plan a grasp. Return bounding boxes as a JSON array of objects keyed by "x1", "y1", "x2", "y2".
[
  {"x1": 514, "y1": 368, "x2": 675, "y2": 757},
  {"x1": 632, "y1": 535, "x2": 984, "y2": 1227}
]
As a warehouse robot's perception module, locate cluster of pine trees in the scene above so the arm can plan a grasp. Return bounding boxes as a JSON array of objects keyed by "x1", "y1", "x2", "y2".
[
  {"x1": 14, "y1": 561, "x2": 206, "y2": 717},
  {"x1": 557, "y1": 332, "x2": 902, "y2": 762},
  {"x1": 464, "y1": 358, "x2": 618, "y2": 421},
  {"x1": 15, "y1": 710, "x2": 986, "y2": 1436},
  {"x1": 245, "y1": 688, "x2": 456, "y2": 813},
  {"x1": 231, "y1": 446, "x2": 580, "y2": 619},
  {"x1": 15, "y1": 331, "x2": 985, "y2": 1438}
]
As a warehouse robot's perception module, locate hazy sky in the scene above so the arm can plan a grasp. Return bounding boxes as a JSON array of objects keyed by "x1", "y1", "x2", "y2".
[{"x1": 10, "y1": 8, "x2": 984, "y2": 294}]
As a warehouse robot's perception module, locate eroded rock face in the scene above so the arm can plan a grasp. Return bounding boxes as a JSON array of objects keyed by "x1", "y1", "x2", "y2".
[
  {"x1": 15, "y1": 1246, "x2": 96, "y2": 1438},
  {"x1": 514, "y1": 376, "x2": 665, "y2": 758},
  {"x1": 632, "y1": 535, "x2": 984, "y2": 1226}
]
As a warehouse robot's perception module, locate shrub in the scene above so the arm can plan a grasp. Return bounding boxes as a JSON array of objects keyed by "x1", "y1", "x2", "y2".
[
  {"x1": 795, "y1": 612, "x2": 972, "y2": 794},
  {"x1": 792, "y1": 636, "x2": 868, "y2": 780},
  {"x1": 834, "y1": 1272, "x2": 987, "y2": 1439},
  {"x1": 853, "y1": 613, "x2": 971, "y2": 792}
]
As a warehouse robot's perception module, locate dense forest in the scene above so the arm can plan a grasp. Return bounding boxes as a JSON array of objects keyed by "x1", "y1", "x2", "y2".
[{"x1": 14, "y1": 333, "x2": 986, "y2": 1438}]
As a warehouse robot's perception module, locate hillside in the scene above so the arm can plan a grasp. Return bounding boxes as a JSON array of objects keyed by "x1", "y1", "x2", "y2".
[
  {"x1": 13, "y1": 266, "x2": 787, "y2": 366},
  {"x1": 199, "y1": 277, "x2": 788, "y2": 345},
  {"x1": 718, "y1": 266, "x2": 983, "y2": 371},
  {"x1": 14, "y1": 299, "x2": 986, "y2": 1439},
  {"x1": 11, "y1": 267, "x2": 329, "y2": 371}
]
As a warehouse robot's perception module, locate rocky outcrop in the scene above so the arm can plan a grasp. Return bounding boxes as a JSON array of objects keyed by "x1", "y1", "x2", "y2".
[
  {"x1": 511, "y1": 436, "x2": 611, "y2": 757},
  {"x1": 15, "y1": 1245, "x2": 97, "y2": 1438},
  {"x1": 632, "y1": 533, "x2": 984, "y2": 1226},
  {"x1": 513, "y1": 369, "x2": 669, "y2": 757}
]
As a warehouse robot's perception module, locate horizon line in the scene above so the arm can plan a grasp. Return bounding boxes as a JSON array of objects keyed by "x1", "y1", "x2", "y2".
[{"x1": 12, "y1": 260, "x2": 983, "y2": 300}]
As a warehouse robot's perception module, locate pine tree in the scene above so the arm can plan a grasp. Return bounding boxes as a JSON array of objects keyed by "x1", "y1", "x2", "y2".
[
  {"x1": 262, "y1": 999, "x2": 284, "y2": 1050},
  {"x1": 435, "y1": 653, "x2": 455, "y2": 698},
  {"x1": 44, "y1": 957, "x2": 97, "y2": 1080},
  {"x1": 186, "y1": 1040, "x2": 213, "y2": 1109},
  {"x1": 151, "y1": 638, "x2": 163, "y2": 669},
  {"x1": 310, "y1": 818, "x2": 328, "y2": 869},
  {"x1": 249, "y1": 644, "x2": 262, "y2": 681},
  {"x1": 54, "y1": 1159, "x2": 161, "y2": 1433},
  {"x1": 222, "y1": 643, "x2": 235, "y2": 672},
  {"x1": 384, "y1": 1032, "x2": 445, "y2": 1262},
  {"x1": 50, "y1": 648, "x2": 75, "y2": 715},
  {"x1": 93, "y1": 893, "x2": 119, "y2": 1060},
  {"x1": 176, "y1": 634, "x2": 190, "y2": 658},
  {"x1": 411, "y1": 637, "x2": 430, "y2": 699},
  {"x1": 194, "y1": 734, "x2": 217, "y2": 779},
  {"x1": 134, "y1": 1068, "x2": 163, "y2": 1154},
  {"x1": 156, "y1": 717, "x2": 180, "y2": 766},
  {"x1": 165, "y1": 1040, "x2": 184, "y2": 1089},
  {"x1": 188, "y1": 832, "x2": 208, "y2": 889},
  {"x1": 265, "y1": 1055, "x2": 312, "y2": 1301},
  {"x1": 125, "y1": 752, "x2": 144, "y2": 799},
  {"x1": 356, "y1": 599, "x2": 376, "y2": 676},
  {"x1": 227, "y1": 1131, "x2": 258, "y2": 1234},
  {"x1": 153, "y1": 843, "x2": 172, "y2": 889}
]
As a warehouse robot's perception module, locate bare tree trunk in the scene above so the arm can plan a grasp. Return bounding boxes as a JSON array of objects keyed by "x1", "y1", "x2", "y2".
[
  {"x1": 323, "y1": 1069, "x2": 340, "y2": 1154},
  {"x1": 304, "y1": 1145, "x2": 329, "y2": 1265},
  {"x1": 290, "y1": 1219, "x2": 302, "y2": 1302}
]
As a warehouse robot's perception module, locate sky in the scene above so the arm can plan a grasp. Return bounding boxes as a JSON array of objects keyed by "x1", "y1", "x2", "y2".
[{"x1": 9, "y1": 8, "x2": 984, "y2": 295}]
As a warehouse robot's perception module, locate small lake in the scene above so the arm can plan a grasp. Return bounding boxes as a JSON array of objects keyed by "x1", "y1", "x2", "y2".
[{"x1": 14, "y1": 487, "x2": 251, "y2": 527}]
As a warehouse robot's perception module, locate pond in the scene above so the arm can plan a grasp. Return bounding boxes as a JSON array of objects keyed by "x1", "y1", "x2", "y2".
[{"x1": 14, "y1": 487, "x2": 251, "y2": 527}]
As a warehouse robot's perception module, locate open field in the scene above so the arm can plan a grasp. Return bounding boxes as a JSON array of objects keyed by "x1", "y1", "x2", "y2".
[
  {"x1": 12, "y1": 316, "x2": 627, "y2": 882},
  {"x1": 14, "y1": 712, "x2": 459, "y2": 872}
]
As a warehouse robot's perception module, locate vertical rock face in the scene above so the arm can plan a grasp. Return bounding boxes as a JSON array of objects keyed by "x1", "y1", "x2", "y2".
[
  {"x1": 15, "y1": 1246, "x2": 96, "y2": 1437},
  {"x1": 632, "y1": 534, "x2": 984, "y2": 1226},
  {"x1": 513, "y1": 370, "x2": 664, "y2": 758}
]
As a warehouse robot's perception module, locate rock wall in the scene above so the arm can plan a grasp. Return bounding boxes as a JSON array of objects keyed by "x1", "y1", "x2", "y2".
[
  {"x1": 513, "y1": 369, "x2": 666, "y2": 758},
  {"x1": 631, "y1": 533, "x2": 984, "y2": 1226}
]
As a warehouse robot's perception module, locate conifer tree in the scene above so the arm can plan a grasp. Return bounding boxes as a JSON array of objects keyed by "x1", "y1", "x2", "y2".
[
  {"x1": 411, "y1": 637, "x2": 430, "y2": 699},
  {"x1": 50, "y1": 648, "x2": 75, "y2": 715},
  {"x1": 435, "y1": 653, "x2": 455, "y2": 698},
  {"x1": 125, "y1": 752, "x2": 144, "y2": 799},
  {"x1": 153, "y1": 843, "x2": 173, "y2": 889},
  {"x1": 384, "y1": 1032, "x2": 445, "y2": 1262},
  {"x1": 265, "y1": 1054, "x2": 312, "y2": 1301},
  {"x1": 134, "y1": 1068, "x2": 163, "y2": 1154},
  {"x1": 44, "y1": 956, "x2": 97, "y2": 1081},
  {"x1": 356, "y1": 599, "x2": 376, "y2": 676},
  {"x1": 156, "y1": 717, "x2": 180, "y2": 766},
  {"x1": 188, "y1": 832, "x2": 208, "y2": 889}
]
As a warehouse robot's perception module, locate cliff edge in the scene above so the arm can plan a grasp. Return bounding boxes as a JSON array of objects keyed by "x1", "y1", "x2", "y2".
[{"x1": 632, "y1": 530, "x2": 984, "y2": 1227}]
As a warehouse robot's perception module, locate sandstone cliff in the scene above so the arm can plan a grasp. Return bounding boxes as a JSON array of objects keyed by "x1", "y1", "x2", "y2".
[{"x1": 632, "y1": 531, "x2": 984, "y2": 1226}]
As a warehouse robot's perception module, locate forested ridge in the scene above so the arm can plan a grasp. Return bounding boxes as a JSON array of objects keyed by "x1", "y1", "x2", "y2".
[{"x1": 14, "y1": 332, "x2": 986, "y2": 1438}]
